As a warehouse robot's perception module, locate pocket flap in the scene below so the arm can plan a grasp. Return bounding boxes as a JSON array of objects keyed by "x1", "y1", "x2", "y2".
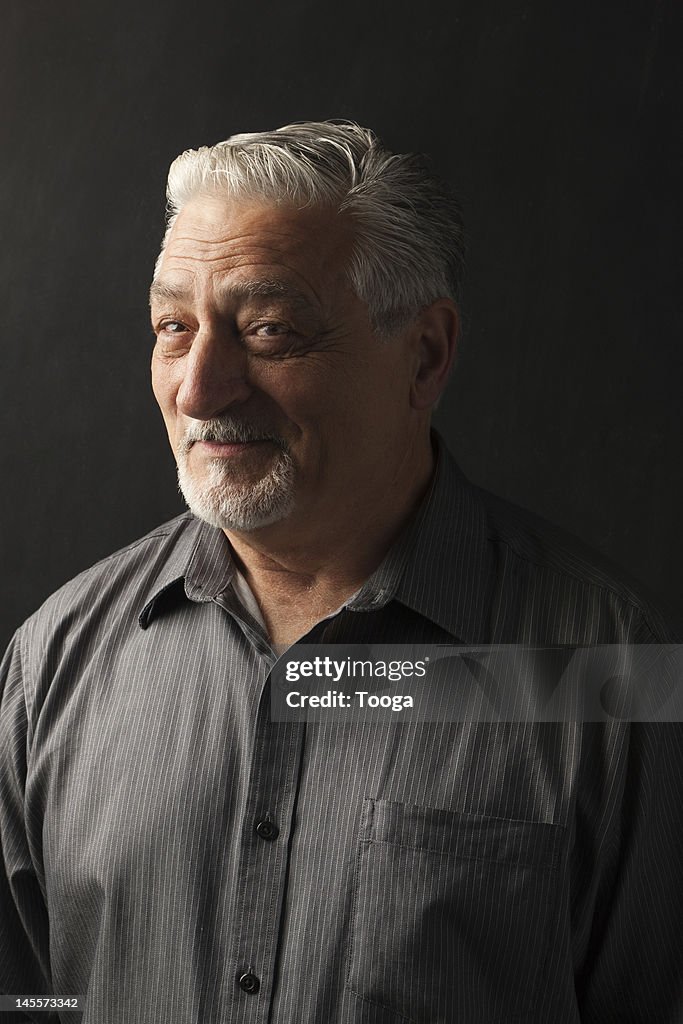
[{"x1": 360, "y1": 799, "x2": 565, "y2": 868}]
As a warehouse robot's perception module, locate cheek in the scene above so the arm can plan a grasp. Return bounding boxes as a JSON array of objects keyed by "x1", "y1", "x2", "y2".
[
  {"x1": 256, "y1": 365, "x2": 337, "y2": 422},
  {"x1": 151, "y1": 352, "x2": 175, "y2": 402},
  {"x1": 271, "y1": 360, "x2": 394, "y2": 440},
  {"x1": 151, "y1": 359, "x2": 180, "y2": 435}
]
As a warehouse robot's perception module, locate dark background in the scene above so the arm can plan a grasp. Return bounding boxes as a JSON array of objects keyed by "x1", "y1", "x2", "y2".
[{"x1": 1, "y1": 0, "x2": 681, "y2": 647}]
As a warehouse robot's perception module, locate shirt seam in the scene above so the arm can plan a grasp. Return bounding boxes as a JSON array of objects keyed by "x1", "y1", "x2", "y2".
[
  {"x1": 360, "y1": 836, "x2": 562, "y2": 868},
  {"x1": 491, "y1": 536, "x2": 665, "y2": 640}
]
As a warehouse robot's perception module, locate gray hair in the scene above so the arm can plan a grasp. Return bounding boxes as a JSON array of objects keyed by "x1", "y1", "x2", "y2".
[{"x1": 156, "y1": 120, "x2": 465, "y2": 335}]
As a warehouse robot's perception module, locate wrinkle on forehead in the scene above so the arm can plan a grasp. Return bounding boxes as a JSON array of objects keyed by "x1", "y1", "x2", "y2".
[
  {"x1": 149, "y1": 276, "x2": 317, "y2": 314},
  {"x1": 164, "y1": 196, "x2": 354, "y2": 263},
  {"x1": 154, "y1": 196, "x2": 356, "y2": 310}
]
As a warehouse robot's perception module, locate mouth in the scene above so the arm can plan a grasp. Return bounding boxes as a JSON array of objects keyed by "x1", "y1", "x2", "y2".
[{"x1": 192, "y1": 439, "x2": 272, "y2": 457}]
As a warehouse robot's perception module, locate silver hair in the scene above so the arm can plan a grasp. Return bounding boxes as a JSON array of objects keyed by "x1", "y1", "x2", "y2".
[{"x1": 155, "y1": 120, "x2": 465, "y2": 335}]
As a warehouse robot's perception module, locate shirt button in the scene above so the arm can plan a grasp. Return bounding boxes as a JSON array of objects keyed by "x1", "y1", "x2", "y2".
[
  {"x1": 238, "y1": 971, "x2": 260, "y2": 994},
  {"x1": 255, "y1": 819, "x2": 279, "y2": 841}
]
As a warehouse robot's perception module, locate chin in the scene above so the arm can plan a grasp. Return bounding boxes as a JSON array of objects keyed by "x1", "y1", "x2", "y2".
[{"x1": 177, "y1": 458, "x2": 296, "y2": 531}]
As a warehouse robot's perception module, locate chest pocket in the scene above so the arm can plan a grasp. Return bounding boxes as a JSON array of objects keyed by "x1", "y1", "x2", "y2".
[{"x1": 346, "y1": 799, "x2": 565, "y2": 1024}]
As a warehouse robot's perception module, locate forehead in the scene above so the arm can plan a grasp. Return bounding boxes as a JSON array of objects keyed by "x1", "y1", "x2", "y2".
[{"x1": 154, "y1": 194, "x2": 354, "y2": 303}]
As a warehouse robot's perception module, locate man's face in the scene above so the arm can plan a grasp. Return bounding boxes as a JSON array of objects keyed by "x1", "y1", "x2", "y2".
[{"x1": 150, "y1": 194, "x2": 420, "y2": 534}]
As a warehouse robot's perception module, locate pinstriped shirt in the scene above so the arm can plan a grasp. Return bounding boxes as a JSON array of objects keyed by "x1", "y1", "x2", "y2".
[{"x1": 1, "y1": 436, "x2": 681, "y2": 1023}]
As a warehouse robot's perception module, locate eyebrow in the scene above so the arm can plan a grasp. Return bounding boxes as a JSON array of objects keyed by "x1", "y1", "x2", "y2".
[{"x1": 148, "y1": 278, "x2": 313, "y2": 310}]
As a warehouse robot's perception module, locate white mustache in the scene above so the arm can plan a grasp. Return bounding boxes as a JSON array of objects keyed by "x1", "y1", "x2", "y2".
[{"x1": 179, "y1": 418, "x2": 289, "y2": 452}]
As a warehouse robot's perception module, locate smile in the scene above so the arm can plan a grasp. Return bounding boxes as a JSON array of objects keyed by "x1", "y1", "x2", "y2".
[{"x1": 193, "y1": 439, "x2": 271, "y2": 457}]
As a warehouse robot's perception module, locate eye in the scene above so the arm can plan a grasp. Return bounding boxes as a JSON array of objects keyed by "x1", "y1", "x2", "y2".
[
  {"x1": 251, "y1": 322, "x2": 289, "y2": 338},
  {"x1": 158, "y1": 320, "x2": 187, "y2": 334},
  {"x1": 153, "y1": 318, "x2": 193, "y2": 356},
  {"x1": 245, "y1": 321, "x2": 306, "y2": 360}
]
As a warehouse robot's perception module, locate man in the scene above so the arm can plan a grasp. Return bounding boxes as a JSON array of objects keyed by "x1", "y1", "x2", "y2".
[{"x1": 0, "y1": 122, "x2": 680, "y2": 1023}]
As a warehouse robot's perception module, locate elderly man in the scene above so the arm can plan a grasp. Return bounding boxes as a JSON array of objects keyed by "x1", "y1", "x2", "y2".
[{"x1": 0, "y1": 122, "x2": 680, "y2": 1023}]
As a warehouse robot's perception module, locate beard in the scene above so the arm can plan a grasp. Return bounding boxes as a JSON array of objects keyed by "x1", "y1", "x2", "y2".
[{"x1": 176, "y1": 417, "x2": 295, "y2": 531}]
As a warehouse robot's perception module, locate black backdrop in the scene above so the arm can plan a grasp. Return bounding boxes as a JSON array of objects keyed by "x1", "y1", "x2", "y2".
[{"x1": 2, "y1": 0, "x2": 681, "y2": 648}]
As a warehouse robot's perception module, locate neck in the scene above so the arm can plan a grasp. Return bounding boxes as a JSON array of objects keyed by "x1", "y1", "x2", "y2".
[{"x1": 224, "y1": 436, "x2": 436, "y2": 640}]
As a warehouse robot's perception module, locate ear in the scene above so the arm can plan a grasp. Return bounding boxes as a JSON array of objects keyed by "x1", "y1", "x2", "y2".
[{"x1": 409, "y1": 299, "x2": 459, "y2": 410}]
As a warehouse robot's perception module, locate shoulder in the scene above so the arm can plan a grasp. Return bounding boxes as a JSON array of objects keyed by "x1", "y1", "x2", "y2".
[
  {"x1": 474, "y1": 486, "x2": 679, "y2": 643},
  {"x1": 15, "y1": 513, "x2": 198, "y2": 651},
  {"x1": 2, "y1": 513, "x2": 213, "y2": 730}
]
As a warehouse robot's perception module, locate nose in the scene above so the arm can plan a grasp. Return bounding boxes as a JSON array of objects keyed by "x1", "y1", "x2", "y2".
[{"x1": 176, "y1": 328, "x2": 252, "y2": 420}]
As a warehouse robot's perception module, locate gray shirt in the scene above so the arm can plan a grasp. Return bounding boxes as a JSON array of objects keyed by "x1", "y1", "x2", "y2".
[{"x1": 1, "y1": 437, "x2": 681, "y2": 1023}]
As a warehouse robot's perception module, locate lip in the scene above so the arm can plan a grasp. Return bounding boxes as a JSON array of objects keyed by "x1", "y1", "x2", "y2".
[{"x1": 193, "y1": 439, "x2": 269, "y2": 457}]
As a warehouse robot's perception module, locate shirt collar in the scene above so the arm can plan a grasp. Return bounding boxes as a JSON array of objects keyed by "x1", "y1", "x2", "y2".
[
  {"x1": 396, "y1": 434, "x2": 495, "y2": 642},
  {"x1": 344, "y1": 432, "x2": 494, "y2": 642},
  {"x1": 139, "y1": 432, "x2": 495, "y2": 643},
  {"x1": 138, "y1": 516, "x2": 236, "y2": 628}
]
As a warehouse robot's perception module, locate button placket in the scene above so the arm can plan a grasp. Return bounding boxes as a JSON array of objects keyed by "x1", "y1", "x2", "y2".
[{"x1": 228, "y1": 671, "x2": 306, "y2": 1018}]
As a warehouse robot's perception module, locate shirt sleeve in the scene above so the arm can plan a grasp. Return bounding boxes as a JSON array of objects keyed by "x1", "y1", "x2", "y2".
[
  {"x1": 575, "y1": 721, "x2": 683, "y2": 1023},
  {"x1": 0, "y1": 630, "x2": 55, "y2": 1022}
]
